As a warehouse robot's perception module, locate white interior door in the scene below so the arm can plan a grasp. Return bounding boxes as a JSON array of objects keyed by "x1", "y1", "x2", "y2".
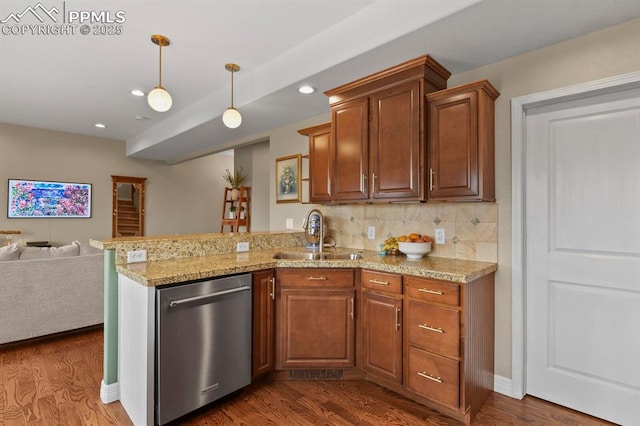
[{"x1": 525, "y1": 89, "x2": 640, "y2": 425}]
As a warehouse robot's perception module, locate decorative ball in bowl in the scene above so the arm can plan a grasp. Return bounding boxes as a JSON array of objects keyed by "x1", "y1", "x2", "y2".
[{"x1": 398, "y1": 241, "x2": 432, "y2": 260}]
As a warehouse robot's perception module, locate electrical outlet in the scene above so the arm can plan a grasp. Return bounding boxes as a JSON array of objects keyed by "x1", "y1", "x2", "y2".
[
  {"x1": 236, "y1": 242, "x2": 250, "y2": 252},
  {"x1": 435, "y1": 228, "x2": 445, "y2": 245},
  {"x1": 126, "y1": 250, "x2": 147, "y2": 263},
  {"x1": 367, "y1": 226, "x2": 376, "y2": 240}
]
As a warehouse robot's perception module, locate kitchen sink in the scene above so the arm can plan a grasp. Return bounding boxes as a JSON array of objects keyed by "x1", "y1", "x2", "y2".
[{"x1": 273, "y1": 252, "x2": 362, "y2": 261}]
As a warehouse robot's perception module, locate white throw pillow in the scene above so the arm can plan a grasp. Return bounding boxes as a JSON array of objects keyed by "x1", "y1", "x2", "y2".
[
  {"x1": 19, "y1": 240, "x2": 81, "y2": 260},
  {"x1": 0, "y1": 243, "x2": 19, "y2": 261}
]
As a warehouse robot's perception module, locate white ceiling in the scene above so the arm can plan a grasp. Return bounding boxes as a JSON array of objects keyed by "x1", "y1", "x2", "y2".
[{"x1": 2, "y1": 0, "x2": 640, "y2": 163}]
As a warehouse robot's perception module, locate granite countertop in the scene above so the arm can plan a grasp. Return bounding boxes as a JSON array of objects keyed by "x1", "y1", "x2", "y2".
[{"x1": 117, "y1": 247, "x2": 497, "y2": 287}]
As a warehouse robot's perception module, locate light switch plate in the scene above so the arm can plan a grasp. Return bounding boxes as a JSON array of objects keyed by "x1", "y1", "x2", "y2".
[
  {"x1": 367, "y1": 226, "x2": 376, "y2": 240},
  {"x1": 236, "y1": 242, "x2": 250, "y2": 252},
  {"x1": 126, "y1": 250, "x2": 147, "y2": 263},
  {"x1": 285, "y1": 218, "x2": 294, "y2": 229},
  {"x1": 435, "y1": 228, "x2": 445, "y2": 245}
]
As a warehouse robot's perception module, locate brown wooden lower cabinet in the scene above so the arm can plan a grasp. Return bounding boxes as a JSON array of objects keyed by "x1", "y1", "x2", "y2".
[
  {"x1": 361, "y1": 269, "x2": 403, "y2": 384},
  {"x1": 252, "y1": 269, "x2": 275, "y2": 380},
  {"x1": 260, "y1": 266, "x2": 494, "y2": 426},
  {"x1": 276, "y1": 268, "x2": 356, "y2": 369},
  {"x1": 404, "y1": 273, "x2": 495, "y2": 424},
  {"x1": 361, "y1": 290, "x2": 403, "y2": 383}
]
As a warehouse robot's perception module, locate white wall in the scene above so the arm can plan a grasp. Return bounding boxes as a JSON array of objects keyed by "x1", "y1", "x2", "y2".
[
  {"x1": 268, "y1": 114, "x2": 330, "y2": 230},
  {"x1": 0, "y1": 123, "x2": 232, "y2": 245},
  {"x1": 235, "y1": 140, "x2": 270, "y2": 231}
]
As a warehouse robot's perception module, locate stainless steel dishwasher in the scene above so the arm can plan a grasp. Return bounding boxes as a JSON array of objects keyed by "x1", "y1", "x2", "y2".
[{"x1": 155, "y1": 273, "x2": 252, "y2": 425}]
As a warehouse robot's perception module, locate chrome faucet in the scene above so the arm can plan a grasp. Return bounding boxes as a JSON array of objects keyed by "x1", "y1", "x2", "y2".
[{"x1": 303, "y1": 208, "x2": 324, "y2": 253}]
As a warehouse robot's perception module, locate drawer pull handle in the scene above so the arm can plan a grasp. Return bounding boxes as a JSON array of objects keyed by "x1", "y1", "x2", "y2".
[
  {"x1": 396, "y1": 307, "x2": 401, "y2": 330},
  {"x1": 307, "y1": 276, "x2": 327, "y2": 281},
  {"x1": 418, "y1": 371, "x2": 443, "y2": 384},
  {"x1": 369, "y1": 279, "x2": 389, "y2": 286},
  {"x1": 418, "y1": 288, "x2": 443, "y2": 295},
  {"x1": 419, "y1": 324, "x2": 444, "y2": 333}
]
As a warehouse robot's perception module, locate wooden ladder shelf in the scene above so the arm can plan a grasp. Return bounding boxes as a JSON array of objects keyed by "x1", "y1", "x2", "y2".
[{"x1": 220, "y1": 186, "x2": 251, "y2": 232}]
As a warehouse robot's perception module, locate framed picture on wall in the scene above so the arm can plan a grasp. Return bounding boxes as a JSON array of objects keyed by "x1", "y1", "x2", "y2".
[
  {"x1": 7, "y1": 179, "x2": 92, "y2": 218},
  {"x1": 275, "y1": 154, "x2": 301, "y2": 203}
]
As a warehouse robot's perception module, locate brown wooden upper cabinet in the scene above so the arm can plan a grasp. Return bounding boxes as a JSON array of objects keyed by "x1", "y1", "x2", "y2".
[
  {"x1": 426, "y1": 80, "x2": 500, "y2": 201},
  {"x1": 298, "y1": 123, "x2": 332, "y2": 203},
  {"x1": 324, "y1": 55, "x2": 451, "y2": 203}
]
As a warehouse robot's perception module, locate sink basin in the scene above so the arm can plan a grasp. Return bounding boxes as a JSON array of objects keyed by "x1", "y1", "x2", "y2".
[{"x1": 273, "y1": 252, "x2": 362, "y2": 261}]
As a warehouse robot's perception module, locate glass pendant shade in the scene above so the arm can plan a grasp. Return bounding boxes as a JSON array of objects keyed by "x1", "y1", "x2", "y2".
[
  {"x1": 148, "y1": 86, "x2": 172, "y2": 112},
  {"x1": 222, "y1": 107, "x2": 242, "y2": 128}
]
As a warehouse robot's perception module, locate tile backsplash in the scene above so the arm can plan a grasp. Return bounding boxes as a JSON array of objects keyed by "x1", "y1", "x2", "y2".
[{"x1": 322, "y1": 202, "x2": 497, "y2": 263}]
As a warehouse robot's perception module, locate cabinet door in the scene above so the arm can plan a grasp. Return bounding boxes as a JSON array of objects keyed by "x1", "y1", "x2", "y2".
[
  {"x1": 278, "y1": 288, "x2": 355, "y2": 368},
  {"x1": 427, "y1": 80, "x2": 498, "y2": 201},
  {"x1": 332, "y1": 97, "x2": 369, "y2": 201},
  {"x1": 428, "y1": 89, "x2": 479, "y2": 199},
  {"x1": 302, "y1": 123, "x2": 333, "y2": 203},
  {"x1": 371, "y1": 80, "x2": 422, "y2": 200},
  {"x1": 362, "y1": 291, "x2": 402, "y2": 383},
  {"x1": 252, "y1": 269, "x2": 275, "y2": 379}
]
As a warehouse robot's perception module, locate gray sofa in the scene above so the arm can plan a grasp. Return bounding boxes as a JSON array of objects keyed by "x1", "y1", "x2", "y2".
[{"x1": 0, "y1": 241, "x2": 104, "y2": 344}]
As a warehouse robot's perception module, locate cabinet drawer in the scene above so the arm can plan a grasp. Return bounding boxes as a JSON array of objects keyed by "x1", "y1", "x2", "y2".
[
  {"x1": 361, "y1": 270, "x2": 402, "y2": 294},
  {"x1": 408, "y1": 301, "x2": 459, "y2": 357},
  {"x1": 406, "y1": 276, "x2": 460, "y2": 306},
  {"x1": 278, "y1": 268, "x2": 354, "y2": 287},
  {"x1": 407, "y1": 346, "x2": 459, "y2": 408}
]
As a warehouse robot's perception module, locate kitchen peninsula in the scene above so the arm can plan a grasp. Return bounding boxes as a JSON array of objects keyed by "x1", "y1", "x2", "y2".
[{"x1": 91, "y1": 231, "x2": 496, "y2": 425}]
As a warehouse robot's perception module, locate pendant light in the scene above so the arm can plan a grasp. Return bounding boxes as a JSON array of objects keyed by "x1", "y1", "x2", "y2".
[
  {"x1": 222, "y1": 63, "x2": 242, "y2": 128},
  {"x1": 147, "y1": 34, "x2": 172, "y2": 112}
]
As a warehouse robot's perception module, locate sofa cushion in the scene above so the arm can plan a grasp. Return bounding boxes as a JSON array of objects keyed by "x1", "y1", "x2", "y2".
[
  {"x1": 0, "y1": 243, "x2": 19, "y2": 261},
  {"x1": 19, "y1": 241, "x2": 81, "y2": 260}
]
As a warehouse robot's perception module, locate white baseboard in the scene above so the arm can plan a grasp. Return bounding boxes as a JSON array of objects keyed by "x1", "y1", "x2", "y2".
[
  {"x1": 494, "y1": 374, "x2": 516, "y2": 397},
  {"x1": 100, "y1": 380, "x2": 120, "y2": 404}
]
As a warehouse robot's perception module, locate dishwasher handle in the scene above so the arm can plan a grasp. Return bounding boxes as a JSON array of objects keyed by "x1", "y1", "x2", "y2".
[{"x1": 168, "y1": 285, "x2": 251, "y2": 308}]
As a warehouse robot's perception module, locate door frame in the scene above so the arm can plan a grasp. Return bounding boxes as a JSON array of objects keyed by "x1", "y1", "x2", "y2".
[{"x1": 510, "y1": 70, "x2": 640, "y2": 398}]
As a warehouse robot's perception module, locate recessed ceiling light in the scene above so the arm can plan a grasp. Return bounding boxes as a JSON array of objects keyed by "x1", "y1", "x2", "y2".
[
  {"x1": 131, "y1": 89, "x2": 145, "y2": 97},
  {"x1": 298, "y1": 85, "x2": 316, "y2": 94},
  {"x1": 95, "y1": 123, "x2": 107, "y2": 129}
]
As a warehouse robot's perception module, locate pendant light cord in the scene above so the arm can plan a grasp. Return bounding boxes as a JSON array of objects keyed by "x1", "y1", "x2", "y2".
[
  {"x1": 158, "y1": 42, "x2": 163, "y2": 88},
  {"x1": 230, "y1": 69, "x2": 234, "y2": 108}
]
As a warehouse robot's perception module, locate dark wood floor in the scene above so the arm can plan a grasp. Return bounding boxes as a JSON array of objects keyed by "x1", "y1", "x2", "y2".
[{"x1": 0, "y1": 328, "x2": 614, "y2": 425}]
